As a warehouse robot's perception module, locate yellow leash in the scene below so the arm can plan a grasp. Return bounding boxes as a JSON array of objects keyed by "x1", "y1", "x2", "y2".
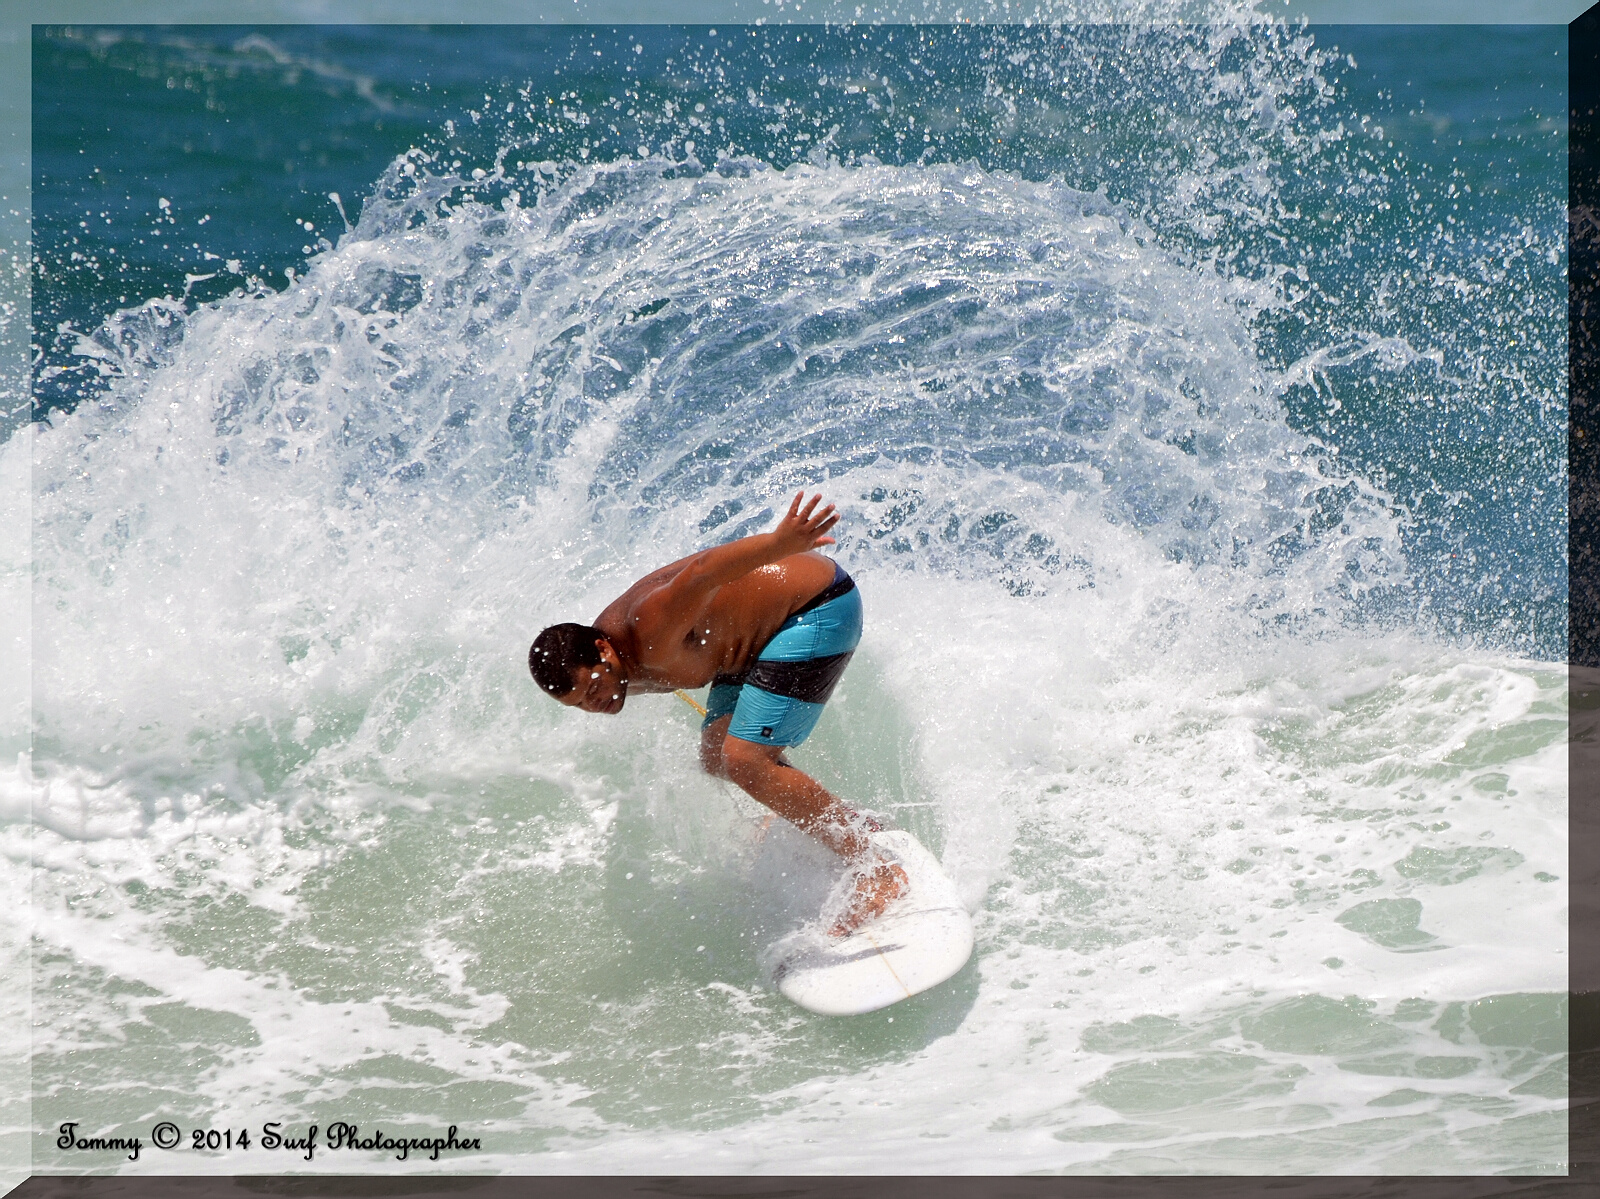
[{"x1": 673, "y1": 689, "x2": 708, "y2": 717}]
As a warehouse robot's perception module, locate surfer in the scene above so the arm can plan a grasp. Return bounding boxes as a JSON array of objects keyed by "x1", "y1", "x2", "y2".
[{"x1": 529, "y1": 492, "x2": 905, "y2": 934}]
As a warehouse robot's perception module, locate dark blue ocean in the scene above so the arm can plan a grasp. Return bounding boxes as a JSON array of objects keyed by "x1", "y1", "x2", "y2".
[{"x1": 15, "y1": 21, "x2": 1569, "y2": 1175}]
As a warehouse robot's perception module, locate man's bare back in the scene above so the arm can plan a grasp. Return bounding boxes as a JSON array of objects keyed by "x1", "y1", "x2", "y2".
[
  {"x1": 529, "y1": 492, "x2": 905, "y2": 933},
  {"x1": 591, "y1": 549, "x2": 838, "y2": 699}
]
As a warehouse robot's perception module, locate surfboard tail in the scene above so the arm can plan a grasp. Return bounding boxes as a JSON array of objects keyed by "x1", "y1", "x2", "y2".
[{"x1": 769, "y1": 829, "x2": 974, "y2": 1015}]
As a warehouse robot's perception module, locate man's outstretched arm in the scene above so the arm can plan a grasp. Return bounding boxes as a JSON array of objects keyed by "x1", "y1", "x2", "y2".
[{"x1": 634, "y1": 492, "x2": 840, "y2": 626}]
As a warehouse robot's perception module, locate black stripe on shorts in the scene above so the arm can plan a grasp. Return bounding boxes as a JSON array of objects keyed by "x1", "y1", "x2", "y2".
[{"x1": 746, "y1": 651, "x2": 855, "y2": 705}]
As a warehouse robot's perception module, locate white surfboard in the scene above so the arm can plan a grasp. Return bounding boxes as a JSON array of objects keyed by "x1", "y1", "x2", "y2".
[{"x1": 768, "y1": 830, "x2": 973, "y2": 1016}]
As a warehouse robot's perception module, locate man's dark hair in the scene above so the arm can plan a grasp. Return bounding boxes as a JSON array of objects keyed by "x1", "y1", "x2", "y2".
[{"x1": 529, "y1": 623, "x2": 606, "y2": 697}]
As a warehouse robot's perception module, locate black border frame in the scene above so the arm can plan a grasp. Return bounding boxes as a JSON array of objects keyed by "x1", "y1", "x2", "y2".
[{"x1": 10, "y1": 7, "x2": 1596, "y2": 1194}]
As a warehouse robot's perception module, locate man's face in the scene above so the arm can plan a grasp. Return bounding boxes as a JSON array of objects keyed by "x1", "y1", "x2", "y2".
[{"x1": 557, "y1": 639, "x2": 628, "y2": 714}]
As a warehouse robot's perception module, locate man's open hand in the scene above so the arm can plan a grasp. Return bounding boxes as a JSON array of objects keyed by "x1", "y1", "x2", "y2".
[{"x1": 773, "y1": 491, "x2": 840, "y2": 556}]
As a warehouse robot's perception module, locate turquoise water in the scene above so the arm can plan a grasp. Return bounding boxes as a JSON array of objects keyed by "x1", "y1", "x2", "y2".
[{"x1": 12, "y1": 19, "x2": 1568, "y2": 1176}]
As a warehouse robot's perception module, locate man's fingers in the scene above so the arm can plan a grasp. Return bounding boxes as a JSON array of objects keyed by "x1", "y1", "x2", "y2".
[{"x1": 779, "y1": 493, "x2": 839, "y2": 540}]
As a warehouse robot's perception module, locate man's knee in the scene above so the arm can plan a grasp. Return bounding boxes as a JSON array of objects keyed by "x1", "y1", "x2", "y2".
[
  {"x1": 720, "y1": 733, "x2": 774, "y2": 785},
  {"x1": 699, "y1": 716, "x2": 734, "y2": 777},
  {"x1": 699, "y1": 739, "x2": 726, "y2": 777}
]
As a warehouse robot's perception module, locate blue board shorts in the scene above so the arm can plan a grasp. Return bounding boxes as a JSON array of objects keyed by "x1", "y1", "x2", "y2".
[{"x1": 703, "y1": 561, "x2": 862, "y2": 748}]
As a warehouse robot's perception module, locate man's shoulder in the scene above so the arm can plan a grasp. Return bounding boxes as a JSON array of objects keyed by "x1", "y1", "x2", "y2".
[{"x1": 597, "y1": 575, "x2": 677, "y2": 641}]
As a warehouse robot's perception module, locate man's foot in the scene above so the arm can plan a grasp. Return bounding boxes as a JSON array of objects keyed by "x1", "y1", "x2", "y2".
[{"x1": 829, "y1": 860, "x2": 909, "y2": 937}]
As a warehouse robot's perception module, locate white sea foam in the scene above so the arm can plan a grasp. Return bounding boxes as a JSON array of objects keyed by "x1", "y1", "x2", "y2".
[{"x1": 15, "y1": 151, "x2": 1566, "y2": 1174}]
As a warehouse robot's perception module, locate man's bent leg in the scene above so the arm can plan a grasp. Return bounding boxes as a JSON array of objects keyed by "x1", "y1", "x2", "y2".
[
  {"x1": 720, "y1": 735, "x2": 873, "y2": 858},
  {"x1": 703, "y1": 716, "x2": 796, "y2": 778},
  {"x1": 700, "y1": 715, "x2": 733, "y2": 777},
  {"x1": 719, "y1": 734, "x2": 904, "y2": 933}
]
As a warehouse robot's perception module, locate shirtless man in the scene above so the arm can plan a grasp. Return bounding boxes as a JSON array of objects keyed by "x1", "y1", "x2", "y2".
[{"x1": 528, "y1": 492, "x2": 904, "y2": 932}]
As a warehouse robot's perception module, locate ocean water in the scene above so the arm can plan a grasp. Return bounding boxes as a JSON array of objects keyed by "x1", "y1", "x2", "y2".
[{"x1": 11, "y1": 18, "x2": 1568, "y2": 1176}]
